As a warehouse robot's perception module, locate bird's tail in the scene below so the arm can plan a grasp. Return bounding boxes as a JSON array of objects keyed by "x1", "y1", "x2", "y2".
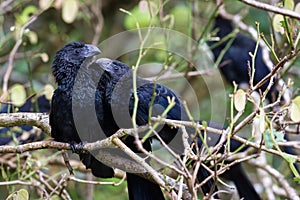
[
  {"x1": 196, "y1": 167, "x2": 219, "y2": 197},
  {"x1": 126, "y1": 173, "x2": 165, "y2": 200},
  {"x1": 222, "y1": 163, "x2": 261, "y2": 200},
  {"x1": 79, "y1": 153, "x2": 114, "y2": 178}
]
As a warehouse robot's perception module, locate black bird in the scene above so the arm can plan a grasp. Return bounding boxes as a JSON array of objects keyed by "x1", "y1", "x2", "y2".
[
  {"x1": 207, "y1": 16, "x2": 265, "y2": 200},
  {"x1": 94, "y1": 58, "x2": 220, "y2": 199},
  {"x1": 208, "y1": 15, "x2": 299, "y2": 199},
  {"x1": 94, "y1": 58, "x2": 261, "y2": 199},
  {"x1": 0, "y1": 95, "x2": 50, "y2": 145},
  {"x1": 208, "y1": 15, "x2": 277, "y2": 103},
  {"x1": 50, "y1": 42, "x2": 114, "y2": 178},
  {"x1": 49, "y1": 42, "x2": 218, "y2": 199}
]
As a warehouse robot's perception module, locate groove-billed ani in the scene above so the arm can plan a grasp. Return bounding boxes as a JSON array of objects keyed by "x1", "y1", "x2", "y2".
[
  {"x1": 50, "y1": 41, "x2": 266, "y2": 199},
  {"x1": 95, "y1": 58, "x2": 261, "y2": 199},
  {"x1": 50, "y1": 42, "x2": 218, "y2": 199},
  {"x1": 208, "y1": 15, "x2": 277, "y2": 103},
  {"x1": 95, "y1": 58, "x2": 222, "y2": 199},
  {"x1": 0, "y1": 95, "x2": 50, "y2": 145},
  {"x1": 208, "y1": 15, "x2": 297, "y2": 199},
  {"x1": 50, "y1": 42, "x2": 114, "y2": 178}
]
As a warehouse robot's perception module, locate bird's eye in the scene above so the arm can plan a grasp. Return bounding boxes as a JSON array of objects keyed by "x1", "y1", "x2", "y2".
[
  {"x1": 74, "y1": 49, "x2": 81, "y2": 54},
  {"x1": 113, "y1": 66, "x2": 119, "y2": 71}
]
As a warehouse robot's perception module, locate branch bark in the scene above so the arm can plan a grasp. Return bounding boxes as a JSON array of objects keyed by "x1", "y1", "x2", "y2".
[{"x1": 239, "y1": 0, "x2": 300, "y2": 20}]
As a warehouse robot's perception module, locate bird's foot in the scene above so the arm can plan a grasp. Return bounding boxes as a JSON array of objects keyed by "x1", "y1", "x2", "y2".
[{"x1": 70, "y1": 141, "x2": 86, "y2": 154}]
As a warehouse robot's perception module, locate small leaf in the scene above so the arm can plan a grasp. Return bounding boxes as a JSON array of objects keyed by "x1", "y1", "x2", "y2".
[
  {"x1": 291, "y1": 96, "x2": 300, "y2": 122},
  {"x1": 234, "y1": 89, "x2": 246, "y2": 111},
  {"x1": 273, "y1": 131, "x2": 285, "y2": 142},
  {"x1": 201, "y1": 120, "x2": 208, "y2": 128},
  {"x1": 39, "y1": 0, "x2": 52, "y2": 10},
  {"x1": 40, "y1": 53, "x2": 49, "y2": 62},
  {"x1": 6, "y1": 189, "x2": 29, "y2": 200},
  {"x1": 62, "y1": 0, "x2": 79, "y2": 24},
  {"x1": 20, "y1": 5, "x2": 38, "y2": 24},
  {"x1": 284, "y1": 0, "x2": 295, "y2": 10},
  {"x1": 33, "y1": 53, "x2": 49, "y2": 62},
  {"x1": 273, "y1": 14, "x2": 284, "y2": 33},
  {"x1": 294, "y1": 176, "x2": 300, "y2": 184},
  {"x1": 16, "y1": 189, "x2": 29, "y2": 200},
  {"x1": 10, "y1": 84, "x2": 26, "y2": 107},
  {"x1": 26, "y1": 30, "x2": 38, "y2": 44},
  {"x1": 263, "y1": 130, "x2": 273, "y2": 148},
  {"x1": 51, "y1": 195, "x2": 61, "y2": 200},
  {"x1": 43, "y1": 84, "x2": 54, "y2": 100}
]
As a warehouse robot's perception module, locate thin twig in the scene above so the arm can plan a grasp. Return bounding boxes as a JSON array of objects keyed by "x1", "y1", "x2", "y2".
[
  {"x1": 239, "y1": 0, "x2": 300, "y2": 20},
  {"x1": 1, "y1": 15, "x2": 38, "y2": 100},
  {"x1": 248, "y1": 159, "x2": 300, "y2": 200},
  {"x1": 252, "y1": 50, "x2": 298, "y2": 91}
]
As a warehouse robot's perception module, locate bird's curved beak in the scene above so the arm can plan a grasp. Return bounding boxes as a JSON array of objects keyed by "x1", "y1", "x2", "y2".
[
  {"x1": 85, "y1": 44, "x2": 101, "y2": 57},
  {"x1": 96, "y1": 58, "x2": 113, "y2": 71}
]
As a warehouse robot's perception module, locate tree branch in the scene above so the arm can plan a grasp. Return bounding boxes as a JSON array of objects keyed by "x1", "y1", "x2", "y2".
[
  {"x1": 239, "y1": 0, "x2": 300, "y2": 20},
  {"x1": 0, "y1": 112, "x2": 50, "y2": 135}
]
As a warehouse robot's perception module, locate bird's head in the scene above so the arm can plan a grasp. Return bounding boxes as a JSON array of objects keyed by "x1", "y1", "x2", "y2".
[
  {"x1": 96, "y1": 58, "x2": 131, "y2": 81},
  {"x1": 52, "y1": 42, "x2": 101, "y2": 85}
]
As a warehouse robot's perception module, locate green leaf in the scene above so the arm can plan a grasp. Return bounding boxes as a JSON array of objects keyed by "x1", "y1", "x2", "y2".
[
  {"x1": 273, "y1": 14, "x2": 284, "y2": 33},
  {"x1": 15, "y1": 5, "x2": 38, "y2": 25},
  {"x1": 201, "y1": 120, "x2": 208, "y2": 128},
  {"x1": 273, "y1": 131, "x2": 285, "y2": 142},
  {"x1": 123, "y1": 0, "x2": 158, "y2": 30},
  {"x1": 170, "y1": 5, "x2": 191, "y2": 33},
  {"x1": 16, "y1": 189, "x2": 29, "y2": 200},
  {"x1": 234, "y1": 89, "x2": 246, "y2": 111},
  {"x1": 6, "y1": 189, "x2": 29, "y2": 200},
  {"x1": 50, "y1": 195, "x2": 61, "y2": 200},
  {"x1": 291, "y1": 96, "x2": 300, "y2": 122},
  {"x1": 10, "y1": 84, "x2": 26, "y2": 107},
  {"x1": 25, "y1": 30, "x2": 38, "y2": 44},
  {"x1": 284, "y1": 0, "x2": 295, "y2": 10},
  {"x1": 62, "y1": 0, "x2": 79, "y2": 24},
  {"x1": 263, "y1": 130, "x2": 273, "y2": 149}
]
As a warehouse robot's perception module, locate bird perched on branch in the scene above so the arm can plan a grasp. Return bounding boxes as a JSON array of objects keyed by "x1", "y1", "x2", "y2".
[
  {"x1": 93, "y1": 58, "x2": 262, "y2": 199},
  {"x1": 50, "y1": 42, "x2": 266, "y2": 199},
  {"x1": 49, "y1": 42, "x2": 220, "y2": 199},
  {"x1": 208, "y1": 14, "x2": 298, "y2": 199},
  {"x1": 50, "y1": 42, "x2": 114, "y2": 179},
  {"x1": 208, "y1": 15, "x2": 279, "y2": 103}
]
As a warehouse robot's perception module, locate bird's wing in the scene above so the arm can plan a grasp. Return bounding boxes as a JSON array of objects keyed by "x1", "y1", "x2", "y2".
[{"x1": 130, "y1": 83, "x2": 183, "y2": 125}]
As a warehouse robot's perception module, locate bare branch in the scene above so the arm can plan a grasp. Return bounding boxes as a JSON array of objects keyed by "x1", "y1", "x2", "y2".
[
  {"x1": 239, "y1": 0, "x2": 300, "y2": 20},
  {"x1": 248, "y1": 159, "x2": 300, "y2": 200},
  {"x1": 1, "y1": 15, "x2": 38, "y2": 99},
  {"x1": 0, "y1": 112, "x2": 50, "y2": 135},
  {"x1": 252, "y1": 50, "x2": 298, "y2": 91}
]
